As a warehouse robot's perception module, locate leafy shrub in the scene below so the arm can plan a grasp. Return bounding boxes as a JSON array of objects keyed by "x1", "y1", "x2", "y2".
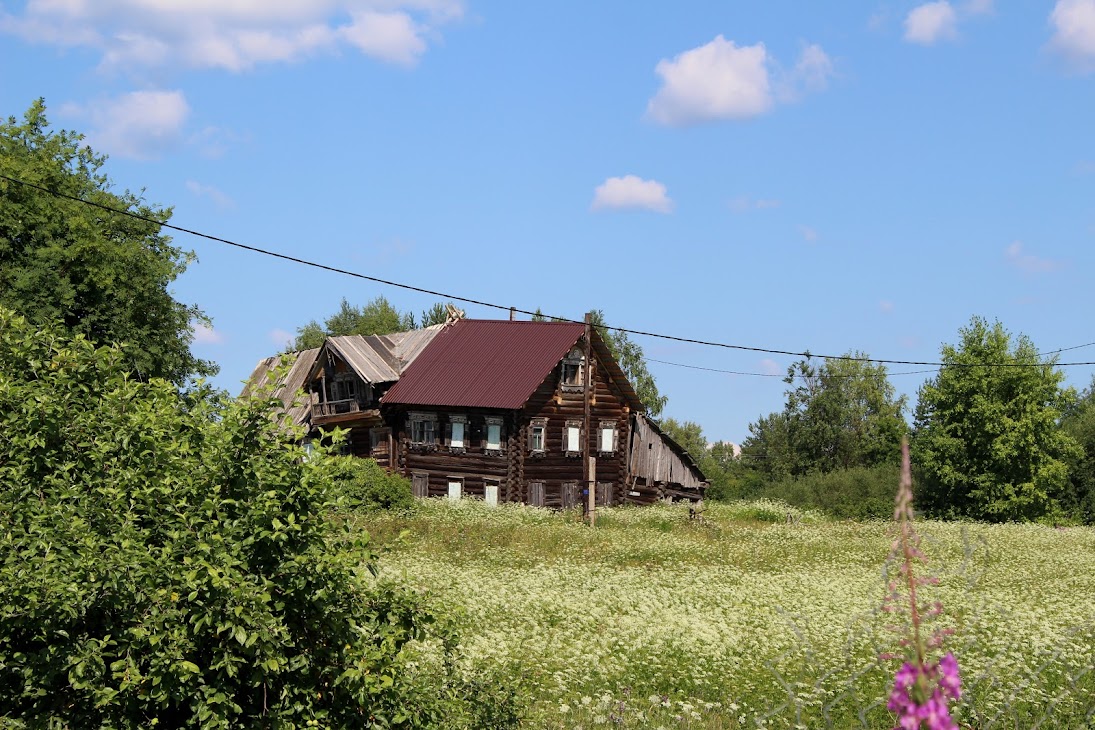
[
  {"x1": 323, "y1": 455, "x2": 414, "y2": 511},
  {"x1": 753, "y1": 464, "x2": 900, "y2": 519},
  {"x1": 0, "y1": 309, "x2": 518, "y2": 728}
]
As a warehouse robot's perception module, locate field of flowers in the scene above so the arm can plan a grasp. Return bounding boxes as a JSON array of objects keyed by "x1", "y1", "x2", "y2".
[{"x1": 354, "y1": 500, "x2": 1095, "y2": 728}]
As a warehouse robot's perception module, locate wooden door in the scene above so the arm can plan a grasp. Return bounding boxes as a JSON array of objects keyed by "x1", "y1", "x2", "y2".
[
  {"x1": 596, "y1": 482, "x2": 614, "y2": 507},
  {"x1": 412, "y1": 473, "x2": 428, "y2": 499},
  {"x1": 369, "y1": 427, "x2": 391, "y2": 467},
  {"x1": 528, "y1": 481, "x2": 545, "y2": 507}
]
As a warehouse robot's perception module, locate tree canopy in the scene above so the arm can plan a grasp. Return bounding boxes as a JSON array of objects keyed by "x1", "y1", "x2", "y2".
[
  {"x1": 0, "y1": 99, "x2": 213, "y2": 384},
  {"x1": 912, "y1": 317, "x2": 1080, "y2": 522},
  {"x1": 589, "y1": 309, "x2": 667, "y2": 418},
  {"x1": 742, "y1": 353, "x2": 907, "y2": 479},
  {"x1": 294, "y1": 295, "x2": 419, "y2": 349},
  {"x1": 0, "y1": 307, "x2": 516, "y2": 727}
]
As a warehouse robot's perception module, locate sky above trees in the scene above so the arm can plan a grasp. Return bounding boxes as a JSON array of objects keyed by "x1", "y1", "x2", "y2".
[{"x1": 3, "y1": 1, "x2": 1094, "y2": 442}]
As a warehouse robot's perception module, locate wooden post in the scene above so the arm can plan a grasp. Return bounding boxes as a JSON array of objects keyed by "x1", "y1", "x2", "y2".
[
  {"x1": 509, "y1": 306, "x2": 516, "y2": 321},
  {"x1": 583, "y1": 312, "x2": 594, "y2": 526}
]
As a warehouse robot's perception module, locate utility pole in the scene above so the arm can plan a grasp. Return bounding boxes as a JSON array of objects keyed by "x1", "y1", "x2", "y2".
[{"x1": 583, "y1": 312, "x2": 595, "y2": 526}]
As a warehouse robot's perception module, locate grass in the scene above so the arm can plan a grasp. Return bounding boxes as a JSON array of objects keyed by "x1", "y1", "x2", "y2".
[{"x1": 351, "y1": 500, "x2": 1095, "y2": 728}]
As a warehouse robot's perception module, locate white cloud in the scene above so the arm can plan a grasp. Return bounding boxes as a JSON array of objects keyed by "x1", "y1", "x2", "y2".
[
  {"x1": 591, "y1": 175, "x2": 674, "y2": 214},
  {"x1": 904, "y1": 2, "x2": 959, "y2": 44},
  {"x1": 64, "y1": 90, "x2": 190, "y2": 160},
  {"x1": 185, "y1": 180, "x2": 235, "y2": 209},
  {"x1": 646, "y1": 37, "x2": 833, "y2": 125},
  {"x1": 728, "y1": 196, "x2": 781, "y2": 213},
  {"x1": 964, "y1": 0, "x2": 994, "y2": 15},
  {"x1": 0, "y1": 0, "x2": 462, "y2": 72},
  {"x1": 647, "y1": 36, "x2": 772, "y2": 125},
  {"x1": 193, "y1": 323, "x2": 225, "y2": 345},
  {"x1": 269, "y1": 328, "x2": 296, "y2": 347},
  {"x1": 1049, "y1": 0, "x2": 1095, "y2": 71},
  {"x1": 759, "y1": 358, "x2": 782, "y2": 376},
  {"x1": 798, "y1": 224, "x2": 818, "y2": 243},
  {"x1": 1005, "y1": 241, "x2": 1062, "y2": 274}
]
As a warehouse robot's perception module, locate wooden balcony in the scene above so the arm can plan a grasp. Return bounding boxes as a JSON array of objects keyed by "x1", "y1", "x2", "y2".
[{"x1": 313, "y1": 398, "x2": 369, "y2": 419}]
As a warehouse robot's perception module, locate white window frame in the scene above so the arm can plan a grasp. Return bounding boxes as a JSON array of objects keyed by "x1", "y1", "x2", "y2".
[
  {"x1": 484, "y1": 479, "x2": 500, "y2": 507},
  {"x1": 447, "y1": 414, "x2": 467, "y2": 451},
  {"x1": 528, "y1": 418, "x2": 547, "y2": 455},
  {"x1": 485, "y1": 416, "x2": 504, "y2": 452},
  {"x1": 598, "y1": 420, "x2": 618, "y2": 454},
  {"x1": 564, "y1": 419, "x2": 582, "y2": 457}
]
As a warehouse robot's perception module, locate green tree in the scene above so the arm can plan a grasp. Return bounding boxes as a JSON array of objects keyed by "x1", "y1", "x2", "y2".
[
  {"x1": 1061, "y1": 377, "x2": 1095, "y2": 523},
  {"x1": 420, "y1": 302, "x2": 451, "y2": 327},
  {"x1": 0, "y1": 99, "x2": 213, "y2": 384},
  {"x1": 589, "y1": 309, "x2": 667, "y2": 418},
  {"x1": 742, "y1": 354, "x2": 906, "y2": 479},
  {"x1": 912, "y1": 317, "x2": 1080, "y2": 522},
  {"x1": 0, "y1": 307, "x2": 517, "y2": 727},
  {"x1": 294, "y1": 295, "x2": 418, "y2": 349}
]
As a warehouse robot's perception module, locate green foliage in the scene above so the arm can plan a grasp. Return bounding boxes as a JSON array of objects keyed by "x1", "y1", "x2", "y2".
[
  {"x1": 323, "y1": 456, "x2": 414, "y2": 512},
  {"x1": 419, "y1": 302, "x2": 451, "y2": 328},
  {"x1": 0, "y1": 100, "x2": 214, "y2": 385},
  {"x1": 750, "y1": 465, "x2": 901, "y2": 520},
  {"x1": 294, "y1": 296, "x2": 432, "y2": 350},
  {"x1": 742, "y1": 353, "x2": 907, "y2": 479},
  {"x1": 1061, "y1": 377, "x2": 1095, "y2": 523},
  {"x1": 0, "y1": 308, "x2": 518, "y2": 728},
  {"x1": 588, "y1": 309, "x2": 667, "y2": 418},
  {"x1": 912, "y1": 317, "x2": 1081, "y2": 523}
]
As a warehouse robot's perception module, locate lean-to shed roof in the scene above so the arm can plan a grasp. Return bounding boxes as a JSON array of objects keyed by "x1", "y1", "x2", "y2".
[{"x1": 382, "y1": 319, "x2": 589, "y2": 410}]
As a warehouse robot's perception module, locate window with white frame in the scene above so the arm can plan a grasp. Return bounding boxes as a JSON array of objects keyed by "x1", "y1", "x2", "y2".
[
  {"x1": 528, "y1": 418, "x2": 547, "y2": 454},
  {"x1": 560, "y1": 347, "x2": 585, "y2": 391},
  {"x1": 408, "y1": 412, "x2": 437, "y2": 447},
  {"x1": 599, "y1": 420, "x2": 618, "y2": 454},
  {"x1": 447, "y1": 414, "x2": 467, "y2": 451},
  {"x1": 485, "y1": 416, "x2": 504, "y2": 452},
  {"x1": 563, "y1": 419, "x2": 582, "y2": 456}
]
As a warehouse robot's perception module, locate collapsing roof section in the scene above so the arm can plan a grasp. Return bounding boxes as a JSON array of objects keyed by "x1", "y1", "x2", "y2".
[
  {"x1": 241, "y1": 348, "x2": 320, "y2": 429},
  {"x1": 382, "y1": 319, "x2": 643, "y2": 412}
]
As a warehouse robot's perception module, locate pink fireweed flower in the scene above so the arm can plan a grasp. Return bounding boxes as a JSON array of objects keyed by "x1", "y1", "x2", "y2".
[{"x1": 884, "y1": 440, "x2": 962, "y2": 730}]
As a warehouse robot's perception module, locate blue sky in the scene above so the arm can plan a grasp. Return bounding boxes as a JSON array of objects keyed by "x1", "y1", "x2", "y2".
[{"x1": 3, "y1": 0, "x2": 1094, "y2": 443}]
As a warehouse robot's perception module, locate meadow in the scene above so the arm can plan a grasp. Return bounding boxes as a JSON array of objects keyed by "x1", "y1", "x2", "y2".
[{"x1": 353, "y1": 500, "x2": 1095, "y2": 729}]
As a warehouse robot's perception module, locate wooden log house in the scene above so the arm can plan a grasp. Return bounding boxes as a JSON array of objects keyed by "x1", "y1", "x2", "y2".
[{"x1": 244, "y1": 315, "x2": 707, "y2": 506}]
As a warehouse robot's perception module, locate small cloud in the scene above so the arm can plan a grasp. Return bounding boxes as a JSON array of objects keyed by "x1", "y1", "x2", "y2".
[
  {"x1": 785, "y1": 43, "x2": 834, "y2": 97},
  {"x1": 647, "y1": 36, "x2": 772, "y2": 125},
  {"x1": 189, "y1": 126, "x2": 249, "y2": 159},
  {"x1": 1049, "y1": 0, "x2": 1095, "y2": 72},
  {"x1": 798, "y1": 224, "x2": 819, "y2": 243},
  {"x1": 338, "y1": 10, "x2": 426, "y2": 67},
  {"x1": 759, "y1": 358, "x2": 782, "y2": 376},
  {"x1": 905, "y1": 1, "x2": 959, "y2": 44},
  {"x1": 269, "y1": 328, "x2": 295, "y2": 348},
  {"x1": 193, "y1": 323, "x2": 225, "y2": 345},
  {"x1": 591, "y1": 175, "x2": 674, "y2": 214},
  {"x1": 879, "y1": 300, "x2": 895, "y2": 313},
  {"x1": 64, "y1": 89, "x2": 190, "y2": 160},
  {"x1": 185, "y1": 180, "x2": 235, "y2": 210},
  {"x1": 965, "y1": 0, "x2": 995, "y2": 15},
  {"x1": 728, "y1": 196, "x2": 781, "y2": 213},
  {"x1": 1005, "y1": 241, "x2": 1063, "y2": 274}
]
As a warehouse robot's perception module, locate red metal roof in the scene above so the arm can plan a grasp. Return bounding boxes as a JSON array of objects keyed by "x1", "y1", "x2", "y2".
[{"x1": 381, "y1": 319, "x2": 585, "y2": 409}]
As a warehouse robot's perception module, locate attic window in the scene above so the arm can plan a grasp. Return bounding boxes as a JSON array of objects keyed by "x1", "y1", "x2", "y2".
[
  {"x1": 528, "y1": 418, "x2": 548, "y2": 455},
  {"x1": 560, "y1": 347, "x2": 585, "y2": 392},
  {"x1": 599, "y1": 420, "x2": 618, "y2": 454}
]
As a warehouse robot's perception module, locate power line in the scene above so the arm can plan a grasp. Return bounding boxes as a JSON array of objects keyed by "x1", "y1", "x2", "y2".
[{"x1": 4, "y1": 172, "x2": 1095, "y2": 371}]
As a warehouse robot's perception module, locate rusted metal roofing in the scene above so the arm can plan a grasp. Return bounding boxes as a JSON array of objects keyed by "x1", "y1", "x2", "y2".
[
  {"x1": 240, "y1": 348, "x2": 320, "y2": 429},
  {"x1": 382, "y1": 319, "x2": 586, "y2": 409}
]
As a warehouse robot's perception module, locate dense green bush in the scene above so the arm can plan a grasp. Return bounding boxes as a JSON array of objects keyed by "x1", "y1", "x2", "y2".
[
  {"x1": 322, "y1": 455, "x2": 414, "y2": 512},
  {"x1": 750, "y1": 464, "x2": 900, "y2": 519},
  {"x1": 0, "y1": 309, "x2": 518, "y2": 728}
]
